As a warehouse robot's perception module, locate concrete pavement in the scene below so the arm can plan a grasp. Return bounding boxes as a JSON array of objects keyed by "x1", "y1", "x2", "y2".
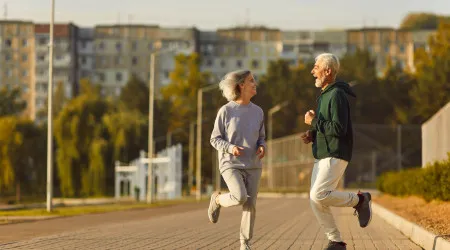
[{"x1": 0, "y1": 197, "x2": 421, "y2": 249}]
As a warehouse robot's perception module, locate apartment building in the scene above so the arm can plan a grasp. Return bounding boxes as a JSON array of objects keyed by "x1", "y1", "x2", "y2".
[
  {"x1": 347, "y1": 28, "x2": 434, "y2": 75},
  {"x1": 78, "y1": 28, "x2": 95, "y2": 81},
  {"x1": 200, "y1": 26, "x2": 281, "y2": 81},
  {"x1": 0, "y1": 20, "x2": 36, "y2": 119},
  {"x1": 93, "y1": 25, "x2": 197, "y2": 97},
  {"x1": 34, "y1": 23, "x2": 79, "y2": 121}
]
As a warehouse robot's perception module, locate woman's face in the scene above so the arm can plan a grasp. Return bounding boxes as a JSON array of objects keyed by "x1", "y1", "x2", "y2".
[{"x1": 239, "y1": 73, "x2": 257, "y2": 98}]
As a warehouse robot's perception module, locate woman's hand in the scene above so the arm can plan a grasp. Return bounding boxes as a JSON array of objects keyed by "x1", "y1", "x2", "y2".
[
  {"x1": 232, "y1": 146, "x2": 244, "y2": 156},
  {"x1": 256, "y1": 146, "x2": 265, "y2": 159}
]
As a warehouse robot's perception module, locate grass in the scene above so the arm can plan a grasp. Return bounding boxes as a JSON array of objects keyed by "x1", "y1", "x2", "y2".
[{"x1": 0, "y1": 197, "x2": 204, "y2": 217}]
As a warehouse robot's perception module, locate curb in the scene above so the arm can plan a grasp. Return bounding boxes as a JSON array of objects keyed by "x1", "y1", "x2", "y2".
[{"x1": 372, "y1": 202, "x2": 450, "y2": 250}]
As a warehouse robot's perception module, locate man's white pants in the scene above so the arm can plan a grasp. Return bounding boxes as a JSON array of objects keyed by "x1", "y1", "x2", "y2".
[{"x1": 310, "y1": 157, "x2": 359, "y2": 242}]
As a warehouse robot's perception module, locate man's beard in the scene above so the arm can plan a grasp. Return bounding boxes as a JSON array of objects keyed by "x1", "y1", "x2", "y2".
[{"x1": 315, "y1": 76, "x2": 326, "y2": 88}]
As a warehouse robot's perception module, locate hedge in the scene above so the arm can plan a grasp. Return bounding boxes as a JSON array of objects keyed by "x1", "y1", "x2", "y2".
[{"x1": 377, "y1": 153, "x2": 450, "y2": 202}]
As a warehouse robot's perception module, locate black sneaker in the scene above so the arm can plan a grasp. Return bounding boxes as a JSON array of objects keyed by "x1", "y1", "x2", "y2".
[
  {"x1": 353, "y1": 191, "x2": 372, "y2": 228},
  {"x1": 324, "y1": 241, "x2": 347, "y2": 250}
]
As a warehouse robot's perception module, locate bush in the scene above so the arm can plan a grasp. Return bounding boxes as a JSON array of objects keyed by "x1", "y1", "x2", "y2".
[{"x1": 377, "y1": 153, "x2": 450, "y2": 201}]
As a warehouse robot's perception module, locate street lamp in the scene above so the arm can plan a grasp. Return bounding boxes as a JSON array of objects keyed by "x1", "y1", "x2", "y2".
[
  {"x1": 267, "y1": 101, "x2": 289, "y2": 189},
  {"x1": 147, "y1": 45, "x2": 180, "y2": 204},
  {"x1": 195, "y1": 84, "x2": 219, "y2": 201},
  {"x1": 46, "y1": 0, "x2": 55, "y2": 212}
]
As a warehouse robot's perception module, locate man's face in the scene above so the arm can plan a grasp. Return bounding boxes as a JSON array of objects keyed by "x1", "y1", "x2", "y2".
[{"x1": 311, "y1": 60, "x2": 329, "y2": 88}]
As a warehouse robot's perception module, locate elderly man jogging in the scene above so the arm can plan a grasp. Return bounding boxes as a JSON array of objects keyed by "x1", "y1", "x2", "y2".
[{"x1": 301, "y1": 53, "x2": 372, "y2": 250}]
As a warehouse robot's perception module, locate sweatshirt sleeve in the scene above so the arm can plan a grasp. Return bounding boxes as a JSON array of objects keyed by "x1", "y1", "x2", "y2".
[
  {"x1": 257, "y1": 111, "x2": 267, "y2": 149},
  {"x1": 210, "y1": 107, "x2": 235, "y2": 154},
  {"x1": 311, "y1": 91, "x2": 349, "y2": 137}
]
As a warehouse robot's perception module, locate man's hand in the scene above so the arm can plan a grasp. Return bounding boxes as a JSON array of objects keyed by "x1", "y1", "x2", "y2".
[
  {"x1": 304, "y1": 110, "x2": 315, "y2": 125},
  {"x1": 300, "y1": 130, "x2": 313, "y2": 144},
  {"x1": 232, "y1": 146, "x2": 244, "y2": 156},
  {"x1": 256, "y1": 146, "x2": 265, "y2": 159}
]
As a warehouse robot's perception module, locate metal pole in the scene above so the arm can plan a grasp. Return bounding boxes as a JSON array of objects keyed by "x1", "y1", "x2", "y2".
[
  {"x1": 46, "y1": 0, "x2": 55, "y2": 213},
  {"x1": 166, "y1": 131, "x2": 172, "y2": 148},
  {"x1": 371, "y1": 151, "x2": 377, "y2": 182},
  {"x1": 147, "y1": 53, "x2": 155, "y2": 203},
  {"x1": 188, "y1": 122, "x2": 195, "y2": 196},
  {"x1": 397, "y1": 124, "x2": 402, "y2": 171},
  {"x1": 268, "y1": 112, "x2": 273, "y2": 189},
  {"x1": 195, "y1": 90, "x2": 202, "y2": 201}
]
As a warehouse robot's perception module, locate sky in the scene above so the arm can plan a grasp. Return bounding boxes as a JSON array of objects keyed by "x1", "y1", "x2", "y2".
[{"x1": 5, "y1": 0, "x2": 450, "y2": 30}]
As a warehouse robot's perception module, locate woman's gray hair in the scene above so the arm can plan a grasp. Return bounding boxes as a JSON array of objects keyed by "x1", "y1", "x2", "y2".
[
  {"x1": 218, "y1": 70, "x2": 251, "y2": 101},
  {"x1": 315, "y1": 53, "x2": 340, "y2": 79}
]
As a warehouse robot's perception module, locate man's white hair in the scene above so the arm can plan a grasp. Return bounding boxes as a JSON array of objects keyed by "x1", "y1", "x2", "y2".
[
  {"x1": 218, "y1": 70, "x2": 251, "y2": 101},
  {"x1": 315, "y1": 53, "x2": 340, "y2": 78}
]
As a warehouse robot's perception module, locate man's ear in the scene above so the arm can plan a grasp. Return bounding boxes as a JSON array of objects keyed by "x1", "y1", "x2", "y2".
[{"x1": 325, "y1": 68, "x2": 332, "y2": 76}]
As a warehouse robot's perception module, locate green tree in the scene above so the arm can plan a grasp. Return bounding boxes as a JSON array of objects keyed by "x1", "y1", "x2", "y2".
[
  {"x1": 54, "y1": 80, "x2": 111, "y2": 197},
  {"x1": 119, "y1": 75, "x2": 149, "y2": 115},
  {"x1": 103, "y1": 109, "x2": 146, "y2": 163},
  {"x1": 12, "y1": 120, "x2": 47, "y2": 202},
  {"x1": 0, "y1": 87, "x2": 26, "y2": 116},
  {"x1": 409, "y1": 22, "x2": 450, "y2": 122},
  {"x1": 38, "y1": 81, "x2": 68, "y2": 118},
  {"x1": 161, "y1": 53, "x2": 214, "y2": 187},
  {"x1": 0, "y1": 117, "x2": 22, "y2": 192},
  {"x1": 400, "y1": 12, "x2": 450, "y2": 30},
  {"x1": 162, "y1": 53, "x2": 211, "y2": 132}
]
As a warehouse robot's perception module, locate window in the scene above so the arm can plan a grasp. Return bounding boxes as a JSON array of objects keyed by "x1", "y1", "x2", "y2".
[
  {"x1": 283, "y1": 45, "x2": 294, "y2": 53},
  {"x1": 81, "y1": 56, "x2": 87, "y2": 65},
  {"x1": 22, "y1": 39, "x2": 28, "y2": 47},
  {"x1": 132, "y1": 41, "x2": 138, "y2": 51},
  {"x1": 253, "y1": 47, "x2": 259, "y2": 53},
  {"x1": 220, "y1": 60, "x2": 226, "y2": 68},
  {"x1": 116, "y1": 42, "x2": 122, "y2": 51},
  {"x1": 5, "y1": 39, "x2": 11, "y2": 47},
  {"x1": 98, "y1": 42, "x2": 105, "y2": 50},
  {"x1": 252, "y1": 60, "x2": 259, "y2": 68},
  {"x1": 132, "y1": 57, "x2": 138, "y2": 65},
  {"x1": 81, "y1": 41, "x2": 87, "y2": 49},
  {"x1": 38, "y1": 54, "x2": 45, "y2": 61},
  {"x1": 148, "y1": 42, "x2": 153, "y2": 50},
  {"x1": 5, "y1": 53, "x2": 10, "y2": 61},
  {"x1": 115, "y1": 56, "x2": 122, "y2": 65},
  {"x1": 22, "y1": 70, "x2": 28, "y2": 77},
  {"x1": 236, "y1": 60, "x2": 242, "y2": 68},
  {"x1": 6, "y1": 69, "x2": 12, "y2": 77},
  {"x1": 116, "y1": 72, "x2": 122, "y2": 82},
  {"x1": 39, "y1": 38, "x2": 47, "y2": 45},
  {"x1": 22, "y1": 54, "x2": 28, "y2": 62},
  {"x1": 385, "y1": 45, "x2": 390, "y2": 53},
  {"x1": 399, "y1": 44, "x2": 405, "y2": 53},
  {"x1": 98, "y1": 73, "x2": 105, "y2": 82},
  {"x1": 164, "y1": 71, "x2": 169, "y2": 79},
  {"x1": 206, "y1": 59, "x2": 213, "y2": 67}
]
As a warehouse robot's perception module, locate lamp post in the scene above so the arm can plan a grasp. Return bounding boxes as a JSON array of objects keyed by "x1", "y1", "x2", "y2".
[
  {"x1": 195, "y1": 84, "x2": 219, "y2": 200},
  {"x1": 147, "y1": 45, "x2": 179, "y2": 204},
  {"x1": 46, "y1": 0, "x2": 55, "y2": 212}
]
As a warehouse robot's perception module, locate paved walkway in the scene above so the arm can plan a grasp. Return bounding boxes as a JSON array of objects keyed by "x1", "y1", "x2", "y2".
[{"x1": 0, "y1": 197, "x2": 420, "y2": 249}]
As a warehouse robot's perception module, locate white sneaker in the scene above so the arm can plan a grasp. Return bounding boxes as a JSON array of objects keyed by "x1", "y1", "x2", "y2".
[{"x1": 207, "y1": 191, "x2": 221, "y2": 223}]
